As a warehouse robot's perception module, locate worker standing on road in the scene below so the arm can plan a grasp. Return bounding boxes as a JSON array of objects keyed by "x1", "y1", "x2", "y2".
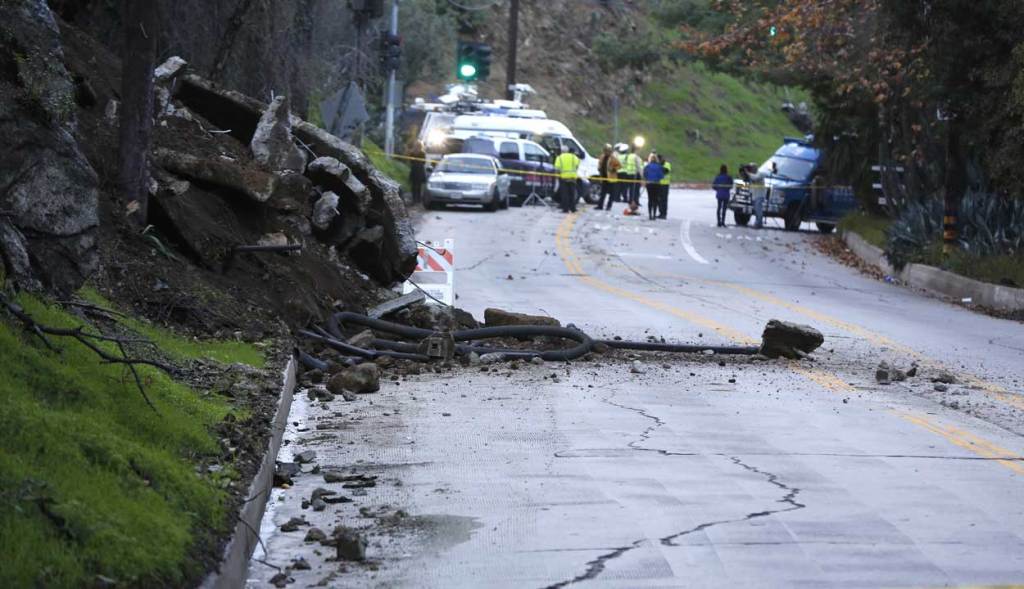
[
  {"x1": 746, "y1": 161, "x2": 776, "y2": 229},
  {"x1": 554, "y1": 144, "x2": 581, "y2": 213},
  {"x1": 409, "y1": 140, "x2": 427, "y2": 205},
  {"x1": 713, "y1": 164, "x2": 733, "y2": 227},
  {"x1": 596, "y1": 144, "x2": 620, "y2": 211},
  {"x1": 643, "y1": 153, "x2": 665, "y2": 220},
  {"x1": 618, "y1": 143, "x2": 642, "y2": 209},
  {"x1": 658, "y1": 154, "x2": 672, "y2": 219}
]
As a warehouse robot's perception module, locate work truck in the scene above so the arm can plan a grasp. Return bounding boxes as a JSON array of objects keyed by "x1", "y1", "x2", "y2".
[{"x1": 729, "y1": 137, "x2": 857, "y2": 233}]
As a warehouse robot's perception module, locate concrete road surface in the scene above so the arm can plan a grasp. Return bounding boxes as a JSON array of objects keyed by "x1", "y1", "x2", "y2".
[{"x1": 248, "y1": 190, "x2": 1024, "y2": 588}]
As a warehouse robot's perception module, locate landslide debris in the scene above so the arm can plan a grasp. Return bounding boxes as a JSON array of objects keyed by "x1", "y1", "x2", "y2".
[{"x1": 759, "y1": 320, "x2": 824, "y2": 359}]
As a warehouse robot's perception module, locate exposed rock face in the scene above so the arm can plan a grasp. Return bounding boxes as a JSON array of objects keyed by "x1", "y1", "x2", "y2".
[
  {"x1": 0, "y1": 0, "x2": 99, "y2": 294},
  {"x1": 251, "y1": 95, "x2": 306, "y2": 173},
  {"x1": 173, "y1": 74, "x2": 417, "y2": 285},
  {"x1": 759, "y1": 320, "x2": 824, "y2": 359}
]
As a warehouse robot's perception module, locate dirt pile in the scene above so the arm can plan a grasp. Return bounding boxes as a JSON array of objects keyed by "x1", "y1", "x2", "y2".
[{"x1": 40, "y1": 19, "x2": 419, "y2": 333}]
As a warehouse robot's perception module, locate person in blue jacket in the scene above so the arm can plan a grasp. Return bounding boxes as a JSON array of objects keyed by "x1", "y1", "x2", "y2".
[
  {"x1": 643, "y1": 153, "x2": 665, "y2": 220},
  {"x1": 712, "y1": 164, "x2": 734, "y2": 227}
]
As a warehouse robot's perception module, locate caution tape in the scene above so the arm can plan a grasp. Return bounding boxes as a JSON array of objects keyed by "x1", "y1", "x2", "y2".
[{"x1": 386, "y1": 152, "x2": 853, "y2": 190}]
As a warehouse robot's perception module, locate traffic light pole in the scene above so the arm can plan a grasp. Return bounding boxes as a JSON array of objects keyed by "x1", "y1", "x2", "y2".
[
  {"x1": 505, "y1": 0, "x2": 519, "y2": 100},
  {"x1": 384, "y1": 0, "x2": 399, "y2": 156}
]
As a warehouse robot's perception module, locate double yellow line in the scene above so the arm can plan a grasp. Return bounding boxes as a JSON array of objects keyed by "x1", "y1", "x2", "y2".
[{"x1": 553, "y1": 212, "x2": 1024, "y2": 475}]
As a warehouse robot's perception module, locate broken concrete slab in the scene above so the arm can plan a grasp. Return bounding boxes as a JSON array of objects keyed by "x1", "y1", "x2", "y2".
[
  {"x1": 758, "y1": 320, "x2": 824, "y2": 359},
  {"x1": 367, "y1": 291, "x2": 426, "y2": 319},
  {"x1": 306, "y1": 157, "x2": 370, "y2": 213},
  {"x1": 153, "y1": 148, "x2": 276, "y2": 203},
  {"x1": 484, "y1": 308, "x2": 561, "y2": 328}
]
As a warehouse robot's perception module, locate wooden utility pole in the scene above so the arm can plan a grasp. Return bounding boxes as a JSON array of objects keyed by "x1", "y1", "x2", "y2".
[
  {"x1": 505, "y1": 0, "x2": 519, "y2": 100},
  {"x1": 118, "y1": 0, "x2": 158, "y2": 229}
]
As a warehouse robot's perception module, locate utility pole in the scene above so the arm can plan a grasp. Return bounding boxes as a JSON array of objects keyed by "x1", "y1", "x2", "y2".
[
  {"x1": 384, "y1": 0, "x2": 399, "y2": 155},
  {"x1": 612, "y1": 95, "x2": 619, "y2": 145},
  {"x1": 505, "y1": 0, "x2": 519, "y2": 100}
]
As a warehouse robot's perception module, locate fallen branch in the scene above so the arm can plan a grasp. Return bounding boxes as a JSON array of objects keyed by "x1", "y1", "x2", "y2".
[{"x1": 0, "y1": 292, "x2": 171, "y2": 412}]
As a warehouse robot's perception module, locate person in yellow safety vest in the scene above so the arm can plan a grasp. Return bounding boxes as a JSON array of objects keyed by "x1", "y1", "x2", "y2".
[
  {"x1": 553, "y1": 144, "x2": 581, "y2": 213},
  {"x1": 619, "y1": 144, "x2": 643, "y2": 208},
  {"x1": 658, "y1": 154, "x2": 672, "y2": 219}
]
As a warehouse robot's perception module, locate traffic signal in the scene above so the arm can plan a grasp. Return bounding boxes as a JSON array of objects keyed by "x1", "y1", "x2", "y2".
[
  {"x1": 380, "y1": 32, "x2": 402, "y2": 72},
  {"x1": 456, "y1": 41, "x2": 492, "y2": 82}
]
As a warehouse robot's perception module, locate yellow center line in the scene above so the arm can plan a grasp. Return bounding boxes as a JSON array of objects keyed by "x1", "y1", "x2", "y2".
[
  {"x1": 601, "y1": 250, "x2": 1024, "y2": 413},
  {"x1": 554, "y1": 213, "x2": 850, "y2": 394},
  {"x1": 896, "y1": 411, "x2": 1024, "y2": 475}
]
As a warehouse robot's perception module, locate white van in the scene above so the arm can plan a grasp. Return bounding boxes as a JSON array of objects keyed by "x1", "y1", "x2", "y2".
[{"x1": 419, "y1": 112, "x2": 601, "y2": 203}]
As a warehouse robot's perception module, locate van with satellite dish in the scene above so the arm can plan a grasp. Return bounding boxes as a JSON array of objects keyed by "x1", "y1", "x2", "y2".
[{"x1": 419, "y1": 112, "x2": 601, "y2": 204}]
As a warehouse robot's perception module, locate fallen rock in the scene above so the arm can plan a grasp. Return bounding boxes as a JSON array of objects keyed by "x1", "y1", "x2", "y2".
[
  {"x1": 758, "y1": 320, "x2": 824, "y2": 359},
  {"x1": 322, "y1": 494, "x2": 353, "y2": 505},
  {"x1": 304, "y1": 527, "x2": 327, "y2": 543},
  {"x1": 251, "y1": 95, "x2": 306, "y2": 173},
  {"x1": 485, "y1": 308, "x2": 560, "y2": 327},
  {"x1": 294, "y1": 450, "x2": 317, "y2": 464},
  {"x1": 333, "y1": 526, "x2": 367, "y2": 561},
  {"x1": 311, "y1": 191, "x2": 340, "y2": 231},
  {"x1": 934, "y1": 383, "x2": 950, "y2": 392},
  {"x1": 153, "y1": 148, "x2": 276, "y2": 203},
  {"x1": 479, "y1": 352, "x2": 504, "y2": 365},
  {"x1": 932, "y1": 370, "x2": 958, "y2": 385},
  {"x1": 311, "y1": 497, "x2": 327, "y2": 512},
  {"x1": 306, "y1": 157, "x2": 370, "y2": 212},
  {"x1": 347, "y1": 329, "x2": 376, "y2": 349},
  {"x1": 269, "y1": 572, "x2": 291, "y2": 588},
  {"x1": 280, "y1": 517, "x2": 307, "y2": 532},
  {"x1": 630, "y1": 360, "x2": 644, "y2": 374},
  {"x1": 291, "y1": 557, "x2": 311, "y2": 571},
  {"x1": 153, "y1": 56, "x2": 188, "y2": 83},
  {"x1": 274, "y1": 462, "x2": 301, "y2": 486},
  {"x1": 328, "y1": 363, "x2": 380, "y2": 394}
]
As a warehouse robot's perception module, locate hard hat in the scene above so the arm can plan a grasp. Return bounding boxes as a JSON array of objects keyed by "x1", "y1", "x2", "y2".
[
  {"x1": 560, "y1": 144, "x2": 569, "y2": 152},
  {"x1": 615, "y1": 143, "x2": 628, "y2": 153}
]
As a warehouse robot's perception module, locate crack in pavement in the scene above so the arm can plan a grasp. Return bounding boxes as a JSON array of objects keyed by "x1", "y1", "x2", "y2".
[
  {"x1": 540, "y1": 539, "x2": 646, "y2": 589},
  {"x1": 660, "y1": 456, "x2": 806, "y2": 547}
]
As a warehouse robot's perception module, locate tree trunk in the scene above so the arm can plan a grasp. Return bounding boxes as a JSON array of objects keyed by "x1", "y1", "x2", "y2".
[{"x1": 118, "y1": 0, "x2": 158, "y2": 229}]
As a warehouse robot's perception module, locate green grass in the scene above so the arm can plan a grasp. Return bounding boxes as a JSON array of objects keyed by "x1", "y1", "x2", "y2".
[
  {"x1": 915, "y1": 244, "x2": 1024, "y2": 290},
  {"x1": 78, "y1": 287, "x2": 264, "y2": 368},
  {"x1": 838, "y1": 212, "x2": 892, "y2": 250},
  {"x1": 364, "y1": 139, "x2": 411, "y2": 194},
  {"x1": 573, "y1": 62, "x2": 806, "y2": 182},
  {"x1": 0, "y1": 295, "x2": 232, "y2": 588}
]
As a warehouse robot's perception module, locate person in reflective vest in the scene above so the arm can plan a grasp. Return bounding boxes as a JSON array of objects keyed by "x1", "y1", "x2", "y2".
[
  {"x1": 596, "y1": 144, "x2": 621, "y2": 211},
  {"x1": 618, "y1": 144, "x2": 642, "y2": 208},
  {"x1": 658, "y1": 154, "x2": 671, "y2": 219},
  {"x1": 554, "y1": 144, "x2": 581, "y2": 213}
]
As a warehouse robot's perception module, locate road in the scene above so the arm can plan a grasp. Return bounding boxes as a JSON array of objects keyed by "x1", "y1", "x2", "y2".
[{"x1": 248, "y1": 190, "x2": 1024, "y2": 588}]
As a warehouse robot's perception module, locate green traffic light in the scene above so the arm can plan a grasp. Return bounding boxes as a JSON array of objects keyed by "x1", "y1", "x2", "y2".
[{"x1": 460, "y1": 63, "x2": 477, "y2": 79}]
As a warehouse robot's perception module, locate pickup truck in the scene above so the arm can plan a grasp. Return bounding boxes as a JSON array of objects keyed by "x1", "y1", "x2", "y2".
[{"x1": 729, "y1": 138, "x2": 857, "y2": 233}]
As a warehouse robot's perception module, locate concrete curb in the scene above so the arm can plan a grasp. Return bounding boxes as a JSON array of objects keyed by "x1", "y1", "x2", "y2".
[
  {"x1": 200, "y1": 355, "x2": 297, "y2": 589},
  {"x1": 841, "y1": 230, "x2": 1024, "y2": 312}
]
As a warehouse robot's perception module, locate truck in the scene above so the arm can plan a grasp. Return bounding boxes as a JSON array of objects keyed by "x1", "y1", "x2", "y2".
[{"x1": 728, "y1": 137, "x2": 857, "y2": 233}]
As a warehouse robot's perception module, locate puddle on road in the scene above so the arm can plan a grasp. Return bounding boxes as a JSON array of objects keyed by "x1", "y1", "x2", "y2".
[{"x1": 385, "y1": 513, "x2": 483, "y2": 555}]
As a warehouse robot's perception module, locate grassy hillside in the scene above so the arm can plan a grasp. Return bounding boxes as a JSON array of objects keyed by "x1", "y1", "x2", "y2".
[
  {"x1": 573, "y1": 62, "x2": 804, "y2": 183},
  {"x1": 0, "y1": 294, "x2": 263, "y2": 587}
]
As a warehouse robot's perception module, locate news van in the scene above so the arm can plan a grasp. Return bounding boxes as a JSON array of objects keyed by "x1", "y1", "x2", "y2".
[{"x1": 418, "y1": 112, "x2": 601, "y2": 204}]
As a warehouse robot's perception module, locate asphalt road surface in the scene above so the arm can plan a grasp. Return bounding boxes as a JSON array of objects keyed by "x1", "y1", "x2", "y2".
[{"x1": 249, "y1": 189, "x2": 1024, "y2": 588}]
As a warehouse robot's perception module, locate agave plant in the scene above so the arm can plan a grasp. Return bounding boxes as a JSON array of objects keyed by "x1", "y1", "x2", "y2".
[
  {"x1": 958, "y1": 191, "x2": 1024, "y2": 257},
  {"x1": 885, "y1": 198, "x2": 943, "y2": 269}
]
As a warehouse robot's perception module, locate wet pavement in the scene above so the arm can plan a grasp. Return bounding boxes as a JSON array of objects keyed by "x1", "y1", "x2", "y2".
[{"x1": 248, "y1": 190, "x2": 1024, "y2": 588}]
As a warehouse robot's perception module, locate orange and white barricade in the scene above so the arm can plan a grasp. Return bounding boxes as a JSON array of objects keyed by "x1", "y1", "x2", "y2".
[{"x1": 402, "y1": 239, "x2": 455, "y2": 306}]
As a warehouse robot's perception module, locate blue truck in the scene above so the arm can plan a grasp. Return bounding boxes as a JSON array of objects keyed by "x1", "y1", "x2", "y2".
[{"x1": 728, "y1": 137, "x2": 857, "y2": 233}]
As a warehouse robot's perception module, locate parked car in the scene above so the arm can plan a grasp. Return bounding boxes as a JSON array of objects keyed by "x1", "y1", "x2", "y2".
[
  {"x1": 460, "y1": 136, "x2": 556, "y2": 206},
  {"x1": 424, "y1": 154, "x2": 511, "y2": 211},
  {"x1": 728, "y1": 137, "x2": 857, "y2": 232}
]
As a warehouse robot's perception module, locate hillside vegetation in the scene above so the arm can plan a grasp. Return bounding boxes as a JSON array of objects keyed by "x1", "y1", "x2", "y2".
[{"x1": 573, "y1": 63, "x2": 802, "y2": 182}]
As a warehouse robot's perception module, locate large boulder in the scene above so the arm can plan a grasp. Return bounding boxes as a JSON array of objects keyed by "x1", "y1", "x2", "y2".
[
  {"x1": 759, "y1": 320, "x2": 824, "y2": 359},
  {"x1": 0, "y1": 0, "x2": 99, "y2": 294},
  {"x1": 251, "y1": 95, "x2": 306, "y2": 173}
]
